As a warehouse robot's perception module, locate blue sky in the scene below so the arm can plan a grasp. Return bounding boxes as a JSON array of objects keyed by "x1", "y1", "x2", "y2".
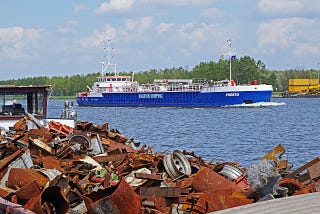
[{"x1": 0, "y1": 0, "x2": 320, "y2": 80}]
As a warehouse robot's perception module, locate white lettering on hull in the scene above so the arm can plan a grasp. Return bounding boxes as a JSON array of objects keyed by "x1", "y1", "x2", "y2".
[
  {"x1": 225, "y1": 93, "x2": 239, "y2": 97},
  {"x1": 138, "y1": 94, "x2": 163, "y2": 99}
]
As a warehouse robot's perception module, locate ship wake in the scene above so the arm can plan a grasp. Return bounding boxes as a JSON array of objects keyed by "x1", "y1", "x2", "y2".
[{"x1": 223, "y1": 101, "x2": 286, "y2": 108}]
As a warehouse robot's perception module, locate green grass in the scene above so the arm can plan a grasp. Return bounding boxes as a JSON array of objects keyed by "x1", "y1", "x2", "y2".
[{"x1": 50, "y1": 95, "x2": 76, "y2": 99}]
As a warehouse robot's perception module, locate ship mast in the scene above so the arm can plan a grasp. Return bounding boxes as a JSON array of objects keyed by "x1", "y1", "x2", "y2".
[
  {"x1": 100, "y1": 40, "x2": 117, "y2": 76},
  {"x1": 227, "y1": 39, "x2": 232, "y2": 81}
]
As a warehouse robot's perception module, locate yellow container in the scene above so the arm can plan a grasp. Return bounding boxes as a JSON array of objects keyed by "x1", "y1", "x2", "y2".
[
  {"x1": 288, "y1": 79, "x2": 319, "y2": 86},
  {"x1": 288, "y1": 85, "x2": 309, "y2": 93},
  {"x1": 309, "y1": 79, "x2": 319, "y2": 85}
]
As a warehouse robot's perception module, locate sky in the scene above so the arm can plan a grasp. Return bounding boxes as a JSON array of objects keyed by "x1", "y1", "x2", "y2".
[{"x1": 0, "y1": 0, "x2": 320, "y2": 80}]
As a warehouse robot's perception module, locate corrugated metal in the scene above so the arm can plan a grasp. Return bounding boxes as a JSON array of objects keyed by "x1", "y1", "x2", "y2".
[
  {"x1": 209, "y1": 192, "x2": 320, "y2": 214},
  {"x1": 288, "y1": 85, "x2": 309, "y2": 92},
  {"x1": 309, "y1": 79, "x2": 319, "y2": 85},
  {"x1": 288, "y1": 79, "x2": 319, "y2": 86}
]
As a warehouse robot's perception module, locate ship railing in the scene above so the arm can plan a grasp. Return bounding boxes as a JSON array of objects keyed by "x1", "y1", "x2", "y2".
[
  {"x1": 166, "y1": 84, "x2": 203, "y2": 92},
  {"x1": 208, "y1": 80, "x2": 230, "y2": 87},
  {"x1": 154, "y1": 79, "x2": 193, "y2": 84},
  {"x1": 193, "y1": 78, "x2": 207, "y2": 84}
]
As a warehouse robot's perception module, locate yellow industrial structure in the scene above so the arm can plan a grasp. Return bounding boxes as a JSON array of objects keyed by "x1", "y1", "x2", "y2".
[{"x1": 288, "y1": 79, "x2": 320, "y2": 94}]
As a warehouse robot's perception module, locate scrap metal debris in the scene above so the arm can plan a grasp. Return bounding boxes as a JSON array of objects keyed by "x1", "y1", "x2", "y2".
[{"x1": 0, "y1": 116, "x2": 319, "y2": 214}]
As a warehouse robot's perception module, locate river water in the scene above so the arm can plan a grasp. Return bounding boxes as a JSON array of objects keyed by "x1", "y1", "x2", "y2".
[{"x1": 48, "y1": 98, "x2": 319, "y2": 169}]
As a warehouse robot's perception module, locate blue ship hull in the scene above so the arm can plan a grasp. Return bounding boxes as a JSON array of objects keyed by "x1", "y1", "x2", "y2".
[{"x1": 76, "y1": 90, "x2": 272, "y2": 107}]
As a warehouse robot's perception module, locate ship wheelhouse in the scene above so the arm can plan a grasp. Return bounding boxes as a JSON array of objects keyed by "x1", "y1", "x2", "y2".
[{"x1": 0, "y1": 85, "x2": 51, "y2": 121}]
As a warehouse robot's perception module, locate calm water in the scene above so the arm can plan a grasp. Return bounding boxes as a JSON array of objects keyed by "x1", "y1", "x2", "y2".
[{"x1": 48, "y1": 98, "x2": 319, "y2": 169}]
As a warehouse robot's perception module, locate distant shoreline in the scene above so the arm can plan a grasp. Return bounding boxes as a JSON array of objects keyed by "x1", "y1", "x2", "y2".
[
  {"x1": 50, "y1": 96, "x2": 76, "y2": 100},
  {"x1": 272, "y1": 93, "x2": 320, "y2": 98}
]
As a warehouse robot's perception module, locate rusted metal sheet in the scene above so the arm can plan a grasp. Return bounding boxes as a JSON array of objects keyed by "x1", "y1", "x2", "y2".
[
  {"x1": 101, "y1": 137, "x2": 135, "y2": 153},
  {"x1": 205, "y1": 189, "x2": 253, "y2": 212},
  {"x1": 307, "y1": 160, "x2": 320, "y2": 180},
  {"x1": 13, "y1": 118, "x2": 28, "y2": 131},
  {"x1": 35, "y1": 155, "x2": 63, "y2": 171},
  {"x1": 7, "y1": 168, "x2": 49, "y2": 189},
  {"x1": 176, "y1": 177, "x2": 193, "y2": 188},
  {"x1": 190, "y1": 167, "x2": 253, "y2": 212},
  {"x1": 82, "y1": 178, "x2": 140, "y2": 214},
  {"x1": 27, "y1": 129, "x2": 53, "y2": 143},
  {"x1": 14, "y1": 180, "x2": 41, "y2": 204},
  {"x1": 25, "y1": 185, "x2": 69, "y2": 214},
  {"x1": 191, "y1": 167, "x2": 245, "y2": 193},
  {"x1": 141, "y1": 195, "x2": 168, "y2": 213},
  {"x1": 106, "y1": 130, "x2": 128, "y2": 143},
  {"x1": 75, "y1": 121, "x2": 109, "y2": 132},
  {"x1": 178, "y1": 193, "x2": 209, "y2": 214}
]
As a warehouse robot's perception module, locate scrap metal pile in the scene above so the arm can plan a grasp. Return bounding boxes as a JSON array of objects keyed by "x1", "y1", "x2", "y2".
[{"x1": 0, "y1": 117, "x2": 319, "y2": 214}]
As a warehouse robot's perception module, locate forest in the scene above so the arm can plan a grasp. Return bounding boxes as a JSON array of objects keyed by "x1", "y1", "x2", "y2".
[{"x1": 0, "y1": 56, "x2": 318, "y2": 96}]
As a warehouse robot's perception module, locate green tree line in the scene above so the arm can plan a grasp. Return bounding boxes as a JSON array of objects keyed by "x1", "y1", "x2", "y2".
[{"x1": 1, "y1": 56, "x2": 319, "y2": 96}]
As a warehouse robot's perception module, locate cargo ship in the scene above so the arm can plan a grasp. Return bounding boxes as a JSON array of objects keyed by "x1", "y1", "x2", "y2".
[{"x1": 76, "y1": 40, "x2": 273, "y2": 107}]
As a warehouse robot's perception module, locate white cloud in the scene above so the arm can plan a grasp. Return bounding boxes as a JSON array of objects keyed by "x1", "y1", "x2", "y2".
[
  {"x1": 178, "y1": 22, "x2": 195, "y2": 34},
  {"x1": 174, "y1": 22, "x2": 227, "y2": 55},
  {"x1": 156, "y1": 23, "x2": 175, "y2": 34},
  {"x1": 0, "y1": 27, "x2": 41, "y2": 60},
  {"x1": 74, "y1": 3, "x2": 88, "y2": 14},
  {"x1": 0, "y1": 27, "x2": 40, "y2": 44},
  {"x1": 257, "y1": 17, "x2": 320, "y2": 56},
  {"x1": 141, "y1": 0, "x2": 212, "y2": 7},
  {"x1": 294, "y1": 43, "x2": 320, "y2": 56},
  {"x1": 95, "y1": 0, "x2": 215, "y2": 14},
  {"x1": 201, "y1": 7, "x2": 230, "y2": 20},
  {"x1": 258, "y1": 0, "x2": 320, "y2": 16},
  {"x1": 124, "y1": 16, "x2": 153, "y2": 32},
  {"x1": 57, "y1": 20, "x2": 79, "y2": 34},
  {"x1": 80, "y1": 24, "x2": 117, "y2": 48},
  {"x1": 95, "y1": 0, "x2": 136, "y2": 14}
]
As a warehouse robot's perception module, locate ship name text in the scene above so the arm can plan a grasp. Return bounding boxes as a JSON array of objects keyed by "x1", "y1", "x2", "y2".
[
  {"x1": 225, "y1": 93, "x2": 240, "y2": 97},
  {"x1": 138, "y1": 94, "x2": 163, "y2": 99}
]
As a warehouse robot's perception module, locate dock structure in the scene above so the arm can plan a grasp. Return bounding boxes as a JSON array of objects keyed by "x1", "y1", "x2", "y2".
[{"x1": 210, "y1": 191, "x2": 320, "y2": 214}]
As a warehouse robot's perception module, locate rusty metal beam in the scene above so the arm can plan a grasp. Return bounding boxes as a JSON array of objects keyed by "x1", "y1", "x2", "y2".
[
  {"x1": 140, "y1": 186, "x2": 190, "y2": 198},
  {"x1": 92, "y1": 154, "x2": 127, "y2": 163},
  {"x1": 286, "y1": 157, "x2": 320, "y2": 178},
  {"x1": 134, "y1": 173, "x2": 162, "y2": 180},
  {"x1": 0, "y1": 149, "x2": 22, "y2": 171}
]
